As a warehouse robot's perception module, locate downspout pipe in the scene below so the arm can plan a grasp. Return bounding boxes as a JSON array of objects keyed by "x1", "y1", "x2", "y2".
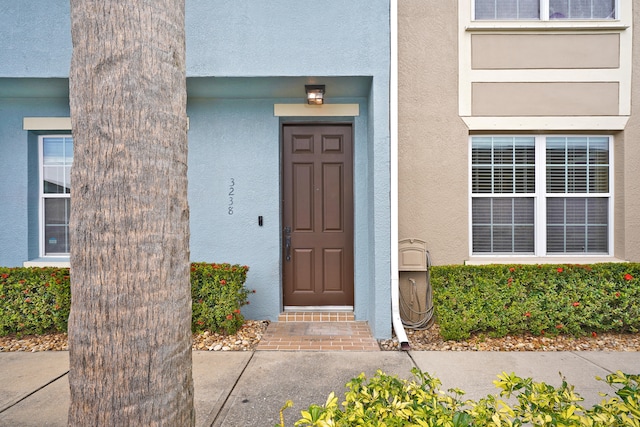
[{"x1": 390, "y1": 0, "x2": 409, "y2": 350}]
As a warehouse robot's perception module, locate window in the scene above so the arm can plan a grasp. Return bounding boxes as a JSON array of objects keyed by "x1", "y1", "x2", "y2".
[
  {"x1": 471, "y1": 136, "x2": 611, "y2": 256},
  {"x1": 474, "y1": 0, "x2": 616, "y2": 20},
  {"x1": 40, "y1": 135, "x2": 73, "y2": 256}
]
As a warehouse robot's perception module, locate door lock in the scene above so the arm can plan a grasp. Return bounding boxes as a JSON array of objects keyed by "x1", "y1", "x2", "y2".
[{"x1": 284, "y1": 226, "x2": 292, "y2": 261}]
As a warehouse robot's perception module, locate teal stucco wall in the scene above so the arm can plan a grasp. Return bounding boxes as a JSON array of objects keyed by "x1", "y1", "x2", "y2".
[{"x1": 0, "y1": 0, "x2": 392, "y2": 338}]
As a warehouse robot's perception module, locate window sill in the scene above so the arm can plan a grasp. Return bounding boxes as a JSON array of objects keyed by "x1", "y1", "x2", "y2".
[
  {"x1": 465, "y1": 256, "x2": 627, "y2": 265},
  {"x1": 23, "y1": 258, "x2": 70, "y2": 268},
  {"x1": 466, "y1": 21, "x2": 629, "y2": 32},
  {"x1": 462, "y1": 116, "x2": 630, "y2": 131}
]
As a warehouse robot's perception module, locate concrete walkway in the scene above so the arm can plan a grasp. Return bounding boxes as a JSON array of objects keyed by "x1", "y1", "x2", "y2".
[{"x1": 0, "y1": 351, "x2": 638, "y2": 426}]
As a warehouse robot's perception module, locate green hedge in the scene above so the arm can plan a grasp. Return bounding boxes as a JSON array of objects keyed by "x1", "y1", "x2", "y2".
[
  {"x1": 5, "y1": 262, "x2": 638, "y2": 341},
  {"x1": 0, "y1": 262, "x2": 253, "y2": 337},
  {"x1": 191, "y1": 262, "x2": 253, "y2": 335},
  {"x1": 431, "y1": 263, "x2": 640, "y2": 341},
  {"x1": 0, "y1": 267, "x2": 70, "y2": 336}
]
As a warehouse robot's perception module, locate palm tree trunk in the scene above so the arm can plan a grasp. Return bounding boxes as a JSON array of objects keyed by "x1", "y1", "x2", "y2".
[{"x1": 68, "y1": 0, "x2": 194, "y2": 424}]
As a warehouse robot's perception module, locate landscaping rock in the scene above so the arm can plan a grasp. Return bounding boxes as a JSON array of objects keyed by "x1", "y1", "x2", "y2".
[
  {"x1": 2, "y1": 320, "x2": 638, "y2": 352},
  {"x1": 379, "y1": 323, "x2": 640, "y2": 352},
  {"x1": 0, "y1": 320, "x2": 269, "y2": 352}
]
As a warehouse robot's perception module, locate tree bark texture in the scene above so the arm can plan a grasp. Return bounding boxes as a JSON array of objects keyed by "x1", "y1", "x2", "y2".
[{"x1": 68, "y1": 1, "x2": 193, "y2": 425}]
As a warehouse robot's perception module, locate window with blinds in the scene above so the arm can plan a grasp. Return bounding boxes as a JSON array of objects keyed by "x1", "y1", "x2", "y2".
[
  {"x1": 471, "y1": 137, "x2": 536, "y2": 254},
  {"x1": 471, "y1": 135, "x2": 611, "y2": 256},
  {"x1": 545, "y1": 137, "x2": 610, "y2": 253},
  {"x1": 474, "y1": 0, "x2": 616, "y2": 20}
]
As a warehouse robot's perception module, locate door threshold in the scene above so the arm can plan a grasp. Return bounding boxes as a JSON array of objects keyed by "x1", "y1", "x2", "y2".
[{"x1": 283, "y1": 306, "x2": 353, "y2": 312}]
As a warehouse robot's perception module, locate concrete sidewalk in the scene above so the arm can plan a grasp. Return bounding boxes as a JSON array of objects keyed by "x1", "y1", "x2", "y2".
[{"x1": 0, "y1": 350, "x2": 638, "y2": 426}]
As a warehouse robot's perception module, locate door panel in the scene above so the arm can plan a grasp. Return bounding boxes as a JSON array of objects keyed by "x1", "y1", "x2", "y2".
[
  {"x1": 323, "y1": 249, "x2": 343, "y2": 291},
  {"x1": 323, "y1": 163, "x2": 343, "y2": 231},
  {"x1": 283, "y1": 124, "x2": 354, "y2": 306},
  {"x1": 293, "y1": 163, "x2": 313, "y2": 231},
  {"x1": 294, "y1": 249, "x2": 314, "y2": 291}
]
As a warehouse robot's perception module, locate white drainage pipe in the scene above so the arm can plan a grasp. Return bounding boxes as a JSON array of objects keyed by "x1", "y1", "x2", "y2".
[{"x1": 389, "y1": 0, "x2": 409, "y2": 350}]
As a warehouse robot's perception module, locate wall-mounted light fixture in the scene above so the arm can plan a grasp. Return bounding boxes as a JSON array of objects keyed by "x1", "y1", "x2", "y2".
[{"x1": 305, "y1": 85, "x2": 325, "y2": 105}]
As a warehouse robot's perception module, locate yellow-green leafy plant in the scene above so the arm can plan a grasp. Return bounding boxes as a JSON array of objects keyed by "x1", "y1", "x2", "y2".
[{"x1": 286, "y1": 369, "x2": 640, "y2": 426}]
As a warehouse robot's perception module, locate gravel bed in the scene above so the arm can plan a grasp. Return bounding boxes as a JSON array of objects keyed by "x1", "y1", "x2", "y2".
[
  {"x1": 192, "y1": 320, "x2": 269, "y2": 351},
  {"x1": 0, "y1": 320, "x2": 270, "y2": 353},
  {"x1": 379, "y1": 324, "x2": 640, "y2": 352},
  {"x1": 1, "y1": 320, "x2": 638, "y2": 352}
]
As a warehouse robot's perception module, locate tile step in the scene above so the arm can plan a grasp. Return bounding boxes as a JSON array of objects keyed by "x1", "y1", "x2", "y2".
[{"x1": 278, "y1": 312, "x2": 355, "y2": 322}]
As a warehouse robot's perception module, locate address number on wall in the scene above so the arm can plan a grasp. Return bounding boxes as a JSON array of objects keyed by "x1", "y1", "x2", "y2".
[{"x1": 228, "y1": 178, "x2": 235, "y2": 215}]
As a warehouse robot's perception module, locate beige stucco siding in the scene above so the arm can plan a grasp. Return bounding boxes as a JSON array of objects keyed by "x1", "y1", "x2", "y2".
[
  {"x1": 472, "y1": 82, "x2": 619, "y2": 116},
  {"x1": 398, "y1": 1, "x2": 469, "y2": 265},
  {"x1": 472, "y1": 34, "x2": 620, "y2": 69},
  {"x1": 618, "y1": 2, "x2": 640, "y2": 261},
  {"x1": 398, "y1": 0, "x2": 639, "y2": 264}
]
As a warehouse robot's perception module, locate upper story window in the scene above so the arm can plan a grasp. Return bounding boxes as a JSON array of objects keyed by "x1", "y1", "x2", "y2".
[
  {"x1": 474, "y1": 0, "x2": 616, "y2": 20},
  {"x1": 40, "y1": 135, "x2": 73, "y2": 256}
]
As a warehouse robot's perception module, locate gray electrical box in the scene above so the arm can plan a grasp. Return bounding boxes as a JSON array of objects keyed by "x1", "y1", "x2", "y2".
[
  {"x1": 399, "y1": 238, "x2": 428, "y2": 271},
  {"x1": 398, "y1": 238, "x2": 432, "y2": 327}
]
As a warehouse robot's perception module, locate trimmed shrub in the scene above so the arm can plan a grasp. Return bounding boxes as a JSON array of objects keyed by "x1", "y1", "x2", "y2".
[
  {"x1": 431, "y1": 263, "x2": 640, "y2": 340},
  {"x1": 0, "y1": 262, "x2": 253, "y2": 337},
  {"x1": 0, "y1": 267, "x2": 70, "y2": 336},
  {"x1": 191, "y1": 262, "x2": 253, "y2": 335}
]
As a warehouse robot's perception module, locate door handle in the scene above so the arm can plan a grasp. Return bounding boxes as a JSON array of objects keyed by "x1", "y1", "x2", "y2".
[{"x1": 284, "y1": 226, "x2": 292, "y2": 261}]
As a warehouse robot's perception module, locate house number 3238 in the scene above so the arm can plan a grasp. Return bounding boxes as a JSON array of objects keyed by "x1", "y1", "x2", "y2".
[{"x1": 228, "y1": 178, "x2": 235, "y2": 215}]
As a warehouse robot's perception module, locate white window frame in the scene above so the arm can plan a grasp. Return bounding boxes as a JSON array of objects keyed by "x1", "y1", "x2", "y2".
[
  {"x1": 39, "y1": 135, "x2": 73, "y2": 257},
  {"x1": 468, "y1": 135, "x2": 614, "y2": 258},
  {"x1": 472, "y1": 0, "x2": 618, "y2": 21}
]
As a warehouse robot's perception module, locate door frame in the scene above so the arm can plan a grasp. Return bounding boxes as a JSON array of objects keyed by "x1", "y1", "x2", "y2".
[{"x1": 280, "y1": 121, "x2": 355, "y2": 309}]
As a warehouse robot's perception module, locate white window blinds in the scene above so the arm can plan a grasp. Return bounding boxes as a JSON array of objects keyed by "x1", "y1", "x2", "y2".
[
  {"x1": 472, "y1": 137, "x2": 536, "y2": 254},
  {"x1": 474, "y1": 0, "x2": 616, "y2": 20},
  {"x1": 472, "y1": 137, "x2": 535, "y2": 194},
  {"x1": 471, "y1": 135, "x2": 611, "y2": 256},
  {"x1": 475, "y1": 0, "x2": 539, "y2": 20},
  {"x1": 545, "y1": 136, "x2": 609, "y2": 254},
  {"x1": 549, "y1": 0, "x2": 616, "y2": 19}
]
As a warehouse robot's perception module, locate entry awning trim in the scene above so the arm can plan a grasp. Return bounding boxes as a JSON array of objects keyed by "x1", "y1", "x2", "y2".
[
  {"x1": 24, "y1": 117, "x2": 190, "y2": 130},
  {"x1": 23, "y1": 117, "x2": 71, "y2": 130},
  {"x1": 274, "y1": 104, "x2": 359, "y2": 117}
]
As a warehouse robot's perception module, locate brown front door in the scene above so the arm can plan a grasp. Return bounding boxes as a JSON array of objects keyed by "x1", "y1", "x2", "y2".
[{"x1": 282, "y1": 124, "x2": 354, "y2": 306}]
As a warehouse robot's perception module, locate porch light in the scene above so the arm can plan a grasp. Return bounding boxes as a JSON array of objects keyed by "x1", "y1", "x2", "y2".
[{"x1": 305, "y1": 85, "x2": 325, "y2": 105}]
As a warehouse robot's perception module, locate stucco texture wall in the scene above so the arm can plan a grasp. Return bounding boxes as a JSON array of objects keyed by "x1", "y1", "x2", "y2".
[
  {"x1": 185, "y1": 95, "x2": 383, "y2": 331},
  {"x1": 186, "y1": 0, "x2": 389, "y2": 77},
  {"x1": 0, "y1": 98, "x2": 71, "y2": 265},
  {"x1": 0, "y1": 0, "x2": 390, "y2": 80},
  {"x1": 186, "y1": 98, "x2": 281, "y2": 321},
  {"x1": 618, "y1": 4, "x2": 640, "y2": 262},
  {"x1": 0, "y1": 1, "x2": 71, "y2": 78},
  {"x1": 0, "y1": 0, "x2": 393, "y2": 338},
  {"x1": 398, "y1": 2, "x2": 469, "y2": 266}
]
